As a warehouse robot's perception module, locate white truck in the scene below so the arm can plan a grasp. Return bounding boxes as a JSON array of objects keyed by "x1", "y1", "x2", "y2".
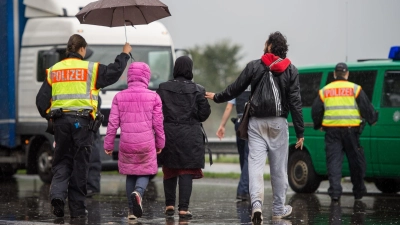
[{"x1": 1, "y1": 0, "x2": 177, "y2": 183}]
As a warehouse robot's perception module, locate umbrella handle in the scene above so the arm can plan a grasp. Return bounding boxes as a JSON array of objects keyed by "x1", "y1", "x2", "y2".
[
  {"x1": 124, "y1": 23, "x2": 134, "y2": 62},
  {"x1": 124, "y1": 23, "x2": 127, "y2": 43},
  {"x1": 123, "y1": 7, "x2": 134, "y2": 63}
]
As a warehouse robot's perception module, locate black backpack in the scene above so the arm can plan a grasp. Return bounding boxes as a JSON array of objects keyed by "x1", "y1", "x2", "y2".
[{"x1": 249, "y1": 59, "x2": 282, "y2": 118}]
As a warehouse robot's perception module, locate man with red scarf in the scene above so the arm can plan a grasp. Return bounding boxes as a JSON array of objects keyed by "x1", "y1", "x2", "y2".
[{"x1": 205, "y1": 32, "x2": 304, "y2": 224}]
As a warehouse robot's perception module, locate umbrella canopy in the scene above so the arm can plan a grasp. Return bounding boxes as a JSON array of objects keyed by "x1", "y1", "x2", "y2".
[{"x1": 75, "y1": 0, "x2": 171, "y2": 27}]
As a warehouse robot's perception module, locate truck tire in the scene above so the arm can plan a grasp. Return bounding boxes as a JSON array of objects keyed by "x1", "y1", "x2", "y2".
[
  {"x1": 288, "y1": 150, "x2": 321, "y2": 193},
  {"x1": 374, "y1": 178, "x2": 400, "y2": 193},
  {"x1": 37, "y1": 141, "x2": 53, "y2": 184}
]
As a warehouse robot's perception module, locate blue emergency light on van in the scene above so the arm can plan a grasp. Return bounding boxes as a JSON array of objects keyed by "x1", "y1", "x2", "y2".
[{"x1": 388, "y1": 46, "x2": 400, "y2": 60}]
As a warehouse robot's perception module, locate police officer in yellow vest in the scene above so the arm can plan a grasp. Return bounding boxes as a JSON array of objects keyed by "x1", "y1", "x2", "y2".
[
  {"x1": 311, "y1": 62, "x2": 378, "y2": 202},
  {"x1": 36, "y1": 34, "x2": 131, "y2": 218}
]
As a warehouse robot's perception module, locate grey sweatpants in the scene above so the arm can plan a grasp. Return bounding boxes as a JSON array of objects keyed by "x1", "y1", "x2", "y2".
[{"x1": 248, "y1": 117, "x2": 289, "y2": 215}]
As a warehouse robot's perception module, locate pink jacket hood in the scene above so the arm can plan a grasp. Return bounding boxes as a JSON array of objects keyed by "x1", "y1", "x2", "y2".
[{"x1": 127, "y1": 62, "x2": 151, "y2": 89}]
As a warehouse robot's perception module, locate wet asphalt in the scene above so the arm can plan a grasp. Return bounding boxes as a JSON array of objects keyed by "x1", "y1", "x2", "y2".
[{"x1": 0, "y1": 173, "x2": 399, "y2": 225}]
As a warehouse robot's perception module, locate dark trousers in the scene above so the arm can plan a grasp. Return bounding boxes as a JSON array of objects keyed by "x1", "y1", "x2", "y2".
[
  {"x1": 87, "y1": 130, "x2": 101, "y2": 193},
  {"x1": 163, "y1": 174, "x2": 193, "y2": 211},
  {"x1": 325, "y1": 127, "x2": 366, "y2": 199},
  {"x1": 50, "y1": 115, "x2": 93, "y2": 217},
  {"x1": 235, "y1": 120, "x2": 250, "y2": 196},
  {"x1": 235, "y1": 121, "x2": 246, "y2": 170}
]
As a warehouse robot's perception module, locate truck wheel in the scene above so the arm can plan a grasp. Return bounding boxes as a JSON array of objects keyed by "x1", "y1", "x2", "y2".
[
  {"x1": 288, "y1": 150, "x2": 321, "y2": 193},
  {"x1": 374, "y1": 178, "x2": 400, "y2": 193},
  {"x1": 37, "y1": 141, "x2": 53, "y2": 184}
]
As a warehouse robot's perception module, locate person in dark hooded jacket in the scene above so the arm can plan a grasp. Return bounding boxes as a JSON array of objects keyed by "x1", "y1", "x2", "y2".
[
  {"x1": 205, "y1": 32, "x2": 304, "y2": 223},
  {"x1": 156, "y1": 56, "x2": 211, "y2": 219}
]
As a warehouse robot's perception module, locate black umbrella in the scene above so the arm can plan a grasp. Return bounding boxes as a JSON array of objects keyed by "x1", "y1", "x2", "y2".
[{"x1": 76, "y1": 0, "x2": 171, "y2": 42}]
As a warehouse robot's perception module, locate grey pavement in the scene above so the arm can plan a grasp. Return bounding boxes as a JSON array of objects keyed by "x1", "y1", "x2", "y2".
[{"x1": 1, "y1": 173, "x2": 399, "y2": 225}]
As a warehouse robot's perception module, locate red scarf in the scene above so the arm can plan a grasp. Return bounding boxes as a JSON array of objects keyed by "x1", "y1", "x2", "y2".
[{"x1": 261, "y1": 53, "x2": 291, "y2": 73}]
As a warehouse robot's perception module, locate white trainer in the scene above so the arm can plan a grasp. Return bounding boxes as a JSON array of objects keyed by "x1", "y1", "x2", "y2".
[{"x1": 272, "y1": 205, "x2": 292, "y2": 220}]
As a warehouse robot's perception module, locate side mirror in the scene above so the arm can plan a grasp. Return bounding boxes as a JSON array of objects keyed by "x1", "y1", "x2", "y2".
[
  {"x1": 84, "y1": 48, "x2": 93, "y2": 60},
  {"x1": 43, "y1": 49, "x2": 60, "y2": 70},
  {"x1": 175, "y1": 48, "x2": 192, "y2": 59},
  {"x1": 38, "y1": 49, "x2": 60, "y2": 82}
]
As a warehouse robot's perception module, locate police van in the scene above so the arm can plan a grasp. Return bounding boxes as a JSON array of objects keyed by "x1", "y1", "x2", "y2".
[{"x1": 287, "y1": 47, "x2": 400, "y2": 194}]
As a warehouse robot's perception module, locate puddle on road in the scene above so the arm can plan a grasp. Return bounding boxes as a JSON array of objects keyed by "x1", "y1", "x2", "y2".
[{"x1": 0, "y1": 175, "x2": 399, "y2": 224}]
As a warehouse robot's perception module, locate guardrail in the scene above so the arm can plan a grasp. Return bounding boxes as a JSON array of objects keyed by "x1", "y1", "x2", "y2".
[{"x1": 208, "y1": 137, "x2": 237, "y2": 155}]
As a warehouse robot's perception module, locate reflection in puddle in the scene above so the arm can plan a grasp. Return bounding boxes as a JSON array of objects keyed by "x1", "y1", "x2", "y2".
[{"x1": 0, "y1": 176, "x2": 399, "y2": 224}]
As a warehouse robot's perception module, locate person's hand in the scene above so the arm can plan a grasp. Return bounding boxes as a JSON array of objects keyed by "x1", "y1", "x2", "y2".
[
  {"x1": 205, "y1": 92, "x2": 215, "y2": 100},
  {"x1": 216, "y1": 126, "x2": 225, "y2": 140},
  {"x1": 123, "y1": 42, "x2": 132, "y2": 54},
  {"x1": 295, "y1": 137, "x2": 304, "y2": 150},
  {"x1": 105, "y1": 149, "x2": 113, "y2": 156},
  {"x1": 156, "y1": 148, "x2": 162, "y2": 154}
]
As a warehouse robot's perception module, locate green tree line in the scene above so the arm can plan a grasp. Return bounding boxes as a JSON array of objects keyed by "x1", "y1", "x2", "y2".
[{"x1": 188, "y1": 39, "x2": 244, "y2": 138}]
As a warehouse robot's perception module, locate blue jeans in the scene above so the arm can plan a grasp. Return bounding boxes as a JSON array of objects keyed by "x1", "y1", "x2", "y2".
[
  {"x1": 126, "y1": 175, "x2": 150, "y2": 208},
  {"x1": 235, "y1": 120, "x2": 250, "y2": 196}
]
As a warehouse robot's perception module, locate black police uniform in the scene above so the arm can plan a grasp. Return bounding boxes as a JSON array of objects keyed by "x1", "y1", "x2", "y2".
[
  {"x1": 311, "y1": 77, "x2": 378, "y2": 200},
  {"x1": 36, "y1": 52, "x2": 129, "y2": 217},
  {"x1": 87, "y1": 96, "x2": 102, "y2": 196}
]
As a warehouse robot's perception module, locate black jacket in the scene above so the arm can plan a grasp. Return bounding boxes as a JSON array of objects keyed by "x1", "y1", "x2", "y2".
[
  {"x1": 36, "y1": 52, "x2": 129, "y2": 118},
  {"x1": 311, "y1": 78, "x2": 378, "y2": 129},
  {"x1": 156, "y1": 77, "x2": 211, "y2": 168},
  {"x1": 214, "y1": 59, "x2": 304, "y2": 138}
]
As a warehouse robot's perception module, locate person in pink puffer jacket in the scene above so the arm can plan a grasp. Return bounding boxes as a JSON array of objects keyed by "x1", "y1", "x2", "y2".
[{"x1": 104, "y1": 62, "x2": 165, "y2": 220}]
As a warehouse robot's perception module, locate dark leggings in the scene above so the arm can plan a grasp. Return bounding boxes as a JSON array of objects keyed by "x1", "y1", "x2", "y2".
[{"x1": 163, "y1": 174, "x2": 193, "y2": 211}]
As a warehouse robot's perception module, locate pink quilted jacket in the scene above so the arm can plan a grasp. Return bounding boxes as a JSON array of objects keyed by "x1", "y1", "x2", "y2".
[{"x1": 104, "y1": 62, "x2": 165, "y2": 175}]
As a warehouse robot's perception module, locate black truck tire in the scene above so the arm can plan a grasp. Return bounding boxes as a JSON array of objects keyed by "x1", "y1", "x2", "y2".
[
  {"x1": 288, "y1": 150, "x2": 322, "y2": 193},
  {"x1": 374, "y1": 178, "x2": 400, "y2": 193}
]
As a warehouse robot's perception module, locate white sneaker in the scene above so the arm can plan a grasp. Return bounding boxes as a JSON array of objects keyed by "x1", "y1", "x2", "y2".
[
  {"x1": 251, "y1": 208, "x2": 263, "y2": 224},
  {"x1": 272, "y1": 205, "x2": 292, "y2": 219}
]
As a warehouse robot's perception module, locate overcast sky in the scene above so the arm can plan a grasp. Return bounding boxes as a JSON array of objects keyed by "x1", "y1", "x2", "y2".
[{"x1": 158, "y1": 0, "x2": 400, "y2": 67}]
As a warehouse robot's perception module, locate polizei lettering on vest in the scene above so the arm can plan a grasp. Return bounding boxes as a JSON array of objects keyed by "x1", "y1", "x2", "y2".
[
  {"x1": 324, "y1": 88, "x2": 354, "y2": 97},
  {"x1": 52, "y1": 69, "x2": 87, "y2": 83}
]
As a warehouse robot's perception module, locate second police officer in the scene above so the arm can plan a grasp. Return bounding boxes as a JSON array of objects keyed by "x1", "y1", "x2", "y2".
[{"x1": 311, "y1": 62, "x2": 378, "y2": 202}]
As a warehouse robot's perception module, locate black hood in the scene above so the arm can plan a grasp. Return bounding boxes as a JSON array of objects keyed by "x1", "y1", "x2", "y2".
[{"x1": 173, "y1": 56, "x2": 193, "y2": 80}]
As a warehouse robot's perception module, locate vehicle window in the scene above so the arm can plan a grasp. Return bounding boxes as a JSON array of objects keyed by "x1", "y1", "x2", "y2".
[
  {"x1": 86, "y1": 45, "x2": 173, "y2": 91},
  {"x1": 381, "y1": 71, "x2": 400, "y2": 107},
  {"x1": 299, "y1": 72, "x2": 322, "y2": 107},
  {"x1": 37, "y1": 49, "x2": 66, "y2": 82},
  {"x1": 327, "y1": 70, "x2": 377, "y2": 101}
]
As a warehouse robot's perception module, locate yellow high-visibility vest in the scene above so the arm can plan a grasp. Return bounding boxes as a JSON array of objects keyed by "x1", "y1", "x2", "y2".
[
  {"x1": 319, "y1": 80, "x2": 362, "y2": 127},
  {"x1": 46, "y1": 58, "x2": 99, "y2": 119}
]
